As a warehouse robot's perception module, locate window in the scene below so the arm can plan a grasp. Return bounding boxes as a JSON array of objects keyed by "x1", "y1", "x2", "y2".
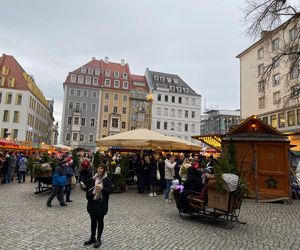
[
  {"x1": 191, "y1": 98, "x2": 195, "y2": 105},
  {"x1": 104, "y1": 105, "x2": 109, "y2": 112},
  {"x1": 297, "y1": 109, "x2": 300, "y2": 125},
  {"x1": 114, "y1": 94, "x2": 118, "y2": 101},
  {"x1": 68, "y1": 102, "x2": 74, "y2": 109},
  {"x1": 89, "y1": 134, "x2": 94, "y2": 142},
  {"x1": 172, "y1": 96, "x2": 175, "y2": 103},
  {"x1": 95, "y1": 68, "x2": 100, "y2": 75},
  {"x1": 160, "y1": 76, "x2": 165, "y2": 82},
  {"x1": 290, "y1": 65, "x2": 299, "y2": 79},
  {"x1": 183, "y1": 88, "x2": 188, "y2": 93},
  {"x1": 259, "y1": 96, "x2": 265, "y2": 109},
  {"x1": 154, "y1": 75, "x2": 159, "y2": 81},
  {"x1": 16, "y1": 94, "x2": 22, "y2": 105},
  {"x1": 123, "y1": 95, "x2": 127, "y2": 102},
  {"x1": 122, "y1": 107, "x2": 127, "y2": 114},
  {"x1": 185, "y1": 124, "x2": 188, "y2": 132},
  {"x1": 122, "y1": 121, "x2": 126, "y2": 129},
  {"x1": 173, "y1": 78, "x2": 179, "y2": 84},
  {"x1": 278, "y1": 112, "x2": 285, "y2": 128},
  {"x1": 178, "y1": 97, "x2": 182, "y2": 104},
  {"x1": 123, "y1": 73, "x2": 128, "y2": 79},
  {"x1": 91, "y1": 103, "x2": 96, "y2": 112},
  {"x1": 13, "y1": 111, "x2": 19, "y2": 123},
  {"x1": 74, "y1": 117, "x2": 79, "y2": 125},
  {"x1": 75, "y1": 102, "x2": 80, "y2": 109},
  {"x1": 8, "y1": 77, "x2": 15, "y2": 87},
  {"x1": 93, "y1": 77, "x2": 98, "y2": 85},
  {"x1": 272, "y1": 38, "x2": 279, "y2": 51},
  {"x1": 157, "y1": 94, "x2": 161, "y2": 101},
  {"x1": 70, "y1": 74, "x2": 76, "y2": 82},
  {"x1": 114, "y1": 71, "x2": 119, "y2": 78},
  {"x1": 164, "y1": 108, "x2": 168, "y2": 116},
  {"x1": 156, "y1": 107, "x2": 161, "y2": 116},
  {"x1": 103, "y1": 120, "x2": 108, "y2": 127},
  {"x1": 81, "y1": 67, "x2": 87, "y2": 73},
  {"x1": 288, "y1": 110, "x2": 295, "y2": 126},
  {"x1": 273, "y1": 91, "x2": 280, "y2": 104},
  {"x1": 289, "y1": 45, "x2": 299, "y2": 60},
  {"x1": 85, "y1": 76, "x2": 91, "y2": 84},
  {"x1": 123, "y1": 81, "x2": 129, "y2": 89},
  {"x1": 66, "y1": 133, "x2": 71, "y2": 141},
  {"x1": 272, "y1": 56, "x2": 280, "y2": 68},
  {"x1": 69, "y1": 89, "x2": 75, "y2": 96},
  {"x1": 83, "y1": 90, "x2": 88, "y2": 97},
  {"x1": 261, "y1": 116, "x2": 268, "y2": 124},
  {"x1": 191, "y1": 124, "x2": 195, "y2": 133},
  {"x1": 67, "y1": 117, "x2": 72, "y2": 125},
  {"x1": 289, "y1": 27, "x2": 298, "y2": 42},
  {"x1": 176, "y1": 87, "x2": 182, "y2": 92},
  {"x1": 0, "y1": 76, "x2": 4, "y2": 86},
  {"x1": 291, "y1": 85, "x2": 300, "y2": 97},
  {"x1": 113, "y1": 106, "x2": 118, "y2": 113},
  {"x1": 2, "y1": 66, "x2": 9, "y2": 75},
  {"x1": 258, "y1": 80, "x2": 265, "y2": 92},
  {"x1": 0, "y1": 92, "x2": 2, "y2": 103},
  {"x1": 170, "y1": 86, "x2": 175, "y2": 92},
  {"x1": 92, "y1": 91, "x2": 97, "y2": 98},
  {"x1": 178, "y1": 110, "x2": 182, "y2": 118},
  {"x1": 165, "y1": 95, "x2": 168, "y2": 102},
  {"x1": 105, "y1": 93, "x2": 109, "y2": 100},
  {"x1": 81, "y1": 118, "x2": 86, "y2": 126},
  {"x1": 88, "y1": 67, "x2": 93, "y2": 74},
  {"x1": 78, "y1": 75, "x2": 84, "y2": 84},
  {"x1": 257, "y1": 48, "x2": 264, "y2": 59},
  {"x1": 156, "y1": 121, "x2": 161, "y2": 129},
  {"x1": 258, "y1": 64, "x2": 264, "y2": 76},
  {"x1": 90, "y1": 118, "x2": 95, "y2": 127},
  {"x1": 192, "y1": 111, "x2": 195, "y2": 118},
  {"x1": 76, "y1": 89, "x2": 81, "y2": 97},
  {"x1": 167, "y1": 77, "x2": 172, "y2": 83},
  {"x1": 105, "y1": 70, "x2": 110, "y2": 77},
  {"x1": 114, "y1": 80, "x2": 120, "y2": 88},
  {"x1": 112, "y1": 118, "x2": 119, "y2": 128},
  {"x1": 80, "y1": 134, "x2": 84, "y2": 142},
  {"x1": 170, "y1": 122, "x2": 174, "y2": 130},
  {"x1": 273, "y1": 74, "x2": 280, "y2": 86},
  {"x1": 178, "y1": 122, "x2": 182, "y2": 131},
  {"x1": 6, "y1": 92, "x2": 12, "y2": 104},
  {"x1": 82, "y1": 102, "x2": 87, "y2": 111},
  {"x1": 104, "y1": 79, "x2": 111, "y2": 86},
  {"x1": 185, "y1": 110, "x2": 188, "y2": 118},
  {"x1": 164, "y1": 122, "x2": 168, "y2": 130},
  {"x1": 171, "y1": 109, "x2": 175, "y2": 117},
  {"x1": 185, "y1": 97, "x2": 189, "y2": 105},
  {"x1": 72, "y1": 133, "x2": 78, "y2": 141}
]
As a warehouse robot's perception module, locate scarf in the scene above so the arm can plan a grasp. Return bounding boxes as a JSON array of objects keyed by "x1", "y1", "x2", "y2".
[{"x1": 92, "y1": 172, "x2": 107, "y2": 201}]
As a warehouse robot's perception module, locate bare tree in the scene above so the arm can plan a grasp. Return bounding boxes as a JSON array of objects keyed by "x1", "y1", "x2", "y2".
[{"x1": 243, "y1": 0, "x2": 300, "y2": 109}]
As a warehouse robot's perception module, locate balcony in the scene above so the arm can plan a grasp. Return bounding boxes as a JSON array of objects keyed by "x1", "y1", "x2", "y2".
[{"x1": 73, "y1": 108, "x2": 82, "y2": 115}]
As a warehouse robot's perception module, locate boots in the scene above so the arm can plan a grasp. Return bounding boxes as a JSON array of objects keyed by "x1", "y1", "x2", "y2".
[
  {"x1": 84, "y1": 237, "x2": 96, "y2": 246},
  {"x1": 93, "y1": 239, "x2": 101, "y2": 248}
]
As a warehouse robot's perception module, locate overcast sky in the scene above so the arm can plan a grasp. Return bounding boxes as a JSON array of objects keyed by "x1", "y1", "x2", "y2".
[{"x1": 0, "y1": 0, "x2": 252, "y2": 127}]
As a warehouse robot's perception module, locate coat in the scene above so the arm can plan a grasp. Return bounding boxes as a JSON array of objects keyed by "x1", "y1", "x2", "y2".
[
  {"x1": 85, "y1": 176, "x2": 113, "y2": 217},
  {"x1": 184, "y1": 167, "x2": 203, "y2": 193},
  {"x1": 148, "y1": 160, "x2": 158, "y2": 185}
]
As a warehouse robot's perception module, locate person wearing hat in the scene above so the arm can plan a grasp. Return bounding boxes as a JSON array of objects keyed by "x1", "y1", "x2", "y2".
[
  {"x1": 82, "y1": 164, "x2": 112, "y2": 248},
  {"x1": 46, "y1": 157, "x2": 68, "y2": 207}
]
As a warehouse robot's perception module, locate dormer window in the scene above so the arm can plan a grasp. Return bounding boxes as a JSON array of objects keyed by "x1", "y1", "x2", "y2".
[
  {"x1": 88, "y1": 67, "x2": 93, "y2": 74},
  {"x1": 104, "y1": 79, "x2": 111, "y2": 87},
  {"x1": 105, "y1": 70, "x2": 110, "y2": 77},
  {"x1": 85, "y1": 76, "x2": 91, "y2": 84},
  {"x1": 123, "y1": 81, "x2": 129, "y2": 89},
  {"x1": 173, "y1": 78, "x2": 179, "y2": 84},
  {"x1": 70, "y1": 74, "x2": 76, "y2": 83},
  {"x1": 167, "y1": 77, "x2": 172, "y2": 83},
  {"x1": 160, "y1": 76, "x2": 165, "y2": 82},
  {"x1": 78, "y1": 75, "x2": 84, "y2": 84},
  {"x1": 170, "y1": 86, "x2": 175, "y2": 92},
  {"x1": 114, "y1": 71, "x2": 119, "y2": 78},
  {"x1": 95, "y1": 68, "x2": 100, "y2": 75},
  {"x1": 176, "y1": 87, "x2": 182, "y2": 92},
  {"x1": 114, "y1": 80, "x2": 120, "y2": 88},
  {"x1": 123, "y1": 73, "x2": 128, "y2": 79},
  {"x1": 183, "y1": 88, "x2": 188, "y2": 93},
  {"x1": 81, "y1": 67, "x2": 87, "y2": 73},
  {"x1": 93, "y1": 77, "x2": 98, "y2": 85},
  {"x1": 154, "y1": 75, "x2": 159, "y2": 81}
]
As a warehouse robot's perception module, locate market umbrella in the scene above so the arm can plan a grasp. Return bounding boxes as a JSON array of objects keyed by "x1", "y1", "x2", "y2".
[
  {"x1": 95, "y1": 129, "x2": 188, "y2": 150},
  {"x1": 53, "y1": 144, "x2": 73, "y2": 151},
  {"x1": 164, "y1": 136, "x2": 202, "y2": 151}
]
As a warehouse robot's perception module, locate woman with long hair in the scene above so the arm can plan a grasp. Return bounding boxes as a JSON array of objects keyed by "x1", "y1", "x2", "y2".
[{"x1": 82, "y1": 164, "x2": 112, "y2": 248}]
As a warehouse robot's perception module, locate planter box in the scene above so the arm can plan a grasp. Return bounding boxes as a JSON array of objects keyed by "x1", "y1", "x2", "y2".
[{"x1": 207, "y1": 177, "x2": 230, "y2": 212}]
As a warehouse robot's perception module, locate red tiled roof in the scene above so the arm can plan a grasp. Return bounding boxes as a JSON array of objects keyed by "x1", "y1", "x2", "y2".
[
  {"x1": 130, "y1": 74, "x2": 146, "y2": 82},
  {"x1": 0, "y1": 54, "x2": 29, "y2": 91}
]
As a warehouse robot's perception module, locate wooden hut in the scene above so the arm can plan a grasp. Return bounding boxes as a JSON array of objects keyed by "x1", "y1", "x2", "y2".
[{"x1": 222, "y1": 115, "x2": 291, "y2": 202}]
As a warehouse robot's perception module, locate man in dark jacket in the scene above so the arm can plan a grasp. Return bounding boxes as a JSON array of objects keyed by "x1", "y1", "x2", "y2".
[{"x1": 46, "y1": 158, "x2": 68, "y2": 207}]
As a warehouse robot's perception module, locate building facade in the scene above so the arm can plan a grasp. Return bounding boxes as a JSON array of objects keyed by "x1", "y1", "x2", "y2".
[
  {"x1": 200, "y1": 109, "x2": 241, "y2": 135},
  {"x1": 237, "y1": 17, "x2": 300, "y2": 132},
  {"x1": 145, "y1": 68, "x2": 201, "y2": 142},
  {"x1": 129, "y1": 74, "x2": 151, "y2": 130},
  {"x1": 0, "y1": 54, "x2": 53, "y2": 146},
  {"x1": 60, "y1": 59, "x2": 102, "y2": 150}
]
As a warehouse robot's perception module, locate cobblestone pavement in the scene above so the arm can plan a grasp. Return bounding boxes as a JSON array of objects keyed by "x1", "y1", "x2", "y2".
[{"x1": 0, "y1": 180, "x2": 300, "y2": 250}]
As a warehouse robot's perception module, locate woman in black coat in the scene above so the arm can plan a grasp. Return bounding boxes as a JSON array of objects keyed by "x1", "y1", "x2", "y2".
[
  {"x1": 148, "y1": 155, "x2": 158, "y2": 196},
  {"x1": 82, "y1": 164, "x2": 112, "y2": 248}
]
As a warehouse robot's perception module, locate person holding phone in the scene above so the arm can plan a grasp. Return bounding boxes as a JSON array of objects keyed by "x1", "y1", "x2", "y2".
[{"x1": 82, "y1": 164, "x2": 112, "y2": 248}]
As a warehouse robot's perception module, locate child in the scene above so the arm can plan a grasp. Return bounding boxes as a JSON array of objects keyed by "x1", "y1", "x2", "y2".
[{"x1": 169, "y1": 179, "x2": 184, "y2": 202}]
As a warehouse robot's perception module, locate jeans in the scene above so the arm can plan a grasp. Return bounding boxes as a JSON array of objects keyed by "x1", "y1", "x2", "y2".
[
  {"x1": 164, "y1": 179, "x2": 173, "y2": 200},
  {"x1": 7, "y1": 167, "x2": 15, "y2": 183},
  {"x1": 18, "y1": 171, "x2": 26, "y2": 182},
  {"x1": 47, "y1": 185, "x2": 65, "y2": 205}
]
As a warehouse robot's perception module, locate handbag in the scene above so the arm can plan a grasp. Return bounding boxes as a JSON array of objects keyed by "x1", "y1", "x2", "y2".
[
  {"x1": 156, "y1": 169, "x2": 161, "y2": 180},
  {"x1": 71, "y1": 176, "x2": 76, "y2": 189}
]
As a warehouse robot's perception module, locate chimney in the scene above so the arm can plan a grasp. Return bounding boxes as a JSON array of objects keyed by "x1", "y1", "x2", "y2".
[
  {"x1": 121, "y1": 59, "x2": 125, "y2": 66},
  {"x1": 105, "y1": 56, "x2": 109, "y2": 63},
  {"x1": 92, "y1": 57, "x2": 96, "y2": 60}
]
